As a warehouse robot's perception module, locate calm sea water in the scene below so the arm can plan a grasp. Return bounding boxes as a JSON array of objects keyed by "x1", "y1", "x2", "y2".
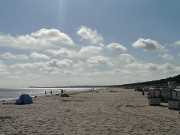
[{"x1": 0, "y1": 87, "x2": 97, "y2": 101}]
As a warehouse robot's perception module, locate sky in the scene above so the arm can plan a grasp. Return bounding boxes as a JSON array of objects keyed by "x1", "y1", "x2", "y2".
[{"x1": 0, "y1": 0, "x2": 180, "y2": 88}]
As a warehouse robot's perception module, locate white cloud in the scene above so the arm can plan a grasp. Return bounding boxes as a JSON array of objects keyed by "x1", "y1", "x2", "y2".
[
  {"x1": 120, "y1": 61, "x2": 180, "y2": 83},
  {"x1": 30, "y1": 52, "x2": 50, "y2": 59},
  {"x1": 0, "y1": 61, "x2": 9, "y2": 75},
  {"x1": 87, "y1": 56, "x2": 113, "y2": 66},
  {"x1": 160, "y1": 63, "x2": 175, "y2": 71},
  {"x1": 132, "y1": 38, "x2": 167, "y2": 51},
  {"x1": 174, "y1": 41, "x2": 180, "y2": 46},
  {"x1": 100, "y1": 43, "x2": 105, "y2": 47},
  {"x1": 47, "y1": 48, "x2": 75, "y2": 58},
  {"x1": 148, "y1": 63, "x2": 179, "y2": 73},
  {"x1": 77, "y1": 26, "x2": 104, "y2": 44},
  {"x1": 1, "y1": 26, "x2": 180, "y2": 88},
  {"x1": 78, "y1": 46, "x2": 103, "y2": 58},
  {"x1": 57, "y1": 48, "x2": 75, "y2": 58},
  {"x1": 1, "y1": 52, "x2": 29, "y2": 60},
  {"x1": 31, "y1": 28, "x2": 74, "y2": 45},
  {"x1": 18, "y1": 54, "x2": 29, "y2": 60},
  {"x1": 10, "y1": 59, "x2": 74, "y2": 73},
  {"x1": 10, "y1": 63, "x2": 36, "y2": 69},
  {"x1": 159, "y1": 54, "x2": 173, "y2": 60},
  {"x1": 47, "y1": 46, "x2": 103, "y2": 59},
  {"x1": 107, "y1": 43, "x2": 127, "y2": 51},
  {"x1": 0, "y1": 28, "x2": 74, "y2": 50},
  {"x1": 126, "y1": 62, "x2": 177, "y2": 73},
  {"x1": 47, "y1": 59, "x2": 73, "y2": 68},
  {"x1": 39, "y1": 59, "x2": 74, "y2": 72},
  {"x1": 113, "y1": 68, "x2": 132, "y2": 75},
  {"x1": 118, "y1": 54, "x2": 135, "y2": 64},
  {"x1": 1, "y1": 52, "x2": 16, "y2": 59}
]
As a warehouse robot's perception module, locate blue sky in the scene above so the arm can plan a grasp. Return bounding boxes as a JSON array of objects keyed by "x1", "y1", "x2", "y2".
[{"x1": 0, "y1": 0, "x2": 180, "y2": 88}]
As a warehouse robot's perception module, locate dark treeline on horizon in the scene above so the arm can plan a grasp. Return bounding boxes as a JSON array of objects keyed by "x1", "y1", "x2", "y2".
[{"x1": 118, "y1": 74, "x2": 180, "y2": 88}]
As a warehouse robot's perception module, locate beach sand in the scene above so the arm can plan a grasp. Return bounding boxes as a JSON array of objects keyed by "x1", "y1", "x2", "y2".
[{"x1": 0, "y1": 88, "x2": 180, "y2": 135}]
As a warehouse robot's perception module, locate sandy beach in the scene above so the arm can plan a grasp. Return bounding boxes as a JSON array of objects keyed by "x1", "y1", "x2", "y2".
[{"x1": 1, "y1": 88, "x2": 180, "y2": 135}]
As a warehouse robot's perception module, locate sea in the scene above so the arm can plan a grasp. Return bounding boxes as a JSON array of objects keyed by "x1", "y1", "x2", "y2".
[{"x1": 0, "y1": 87, "x2": 99, "y2": 101}]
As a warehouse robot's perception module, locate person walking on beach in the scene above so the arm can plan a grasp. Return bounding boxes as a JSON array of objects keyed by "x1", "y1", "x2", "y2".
[
  {"x1": 50, "y1": 91, "x2": 52, "y2": 95},
  {"x1": 142, "y1": 90, "x2": 144, "y2": 95},
  {"x1": 45, "y1": 91, "x2": 47, "y2": 96}
]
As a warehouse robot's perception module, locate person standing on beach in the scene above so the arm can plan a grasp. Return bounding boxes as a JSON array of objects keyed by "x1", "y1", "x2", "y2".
[
  {"x1": 142, "y1": 90, "x2": 144, "y2": 95},
  {"x1": 50, "y1": 91, "x2": 52, "y2": 95}
]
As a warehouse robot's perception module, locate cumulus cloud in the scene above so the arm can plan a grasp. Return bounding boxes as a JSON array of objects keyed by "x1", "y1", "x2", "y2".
[
  {"x1": 10, "y1": 63, "x2": 35, "y2": 69},
  {"x1": 30, "y1": 52, "x2": 50, "y2": 59},
  {"x1": 10, "y1": 59, "x2": 74, "y2": 73},
  {"x1": 126, "y1": 62, "x2": 177, "y2": 73},
  {"x1": 160, "y1": 63, "x2": 175, "y2": 71},
  {"x1": 39, "y1": 59, "x2": 74, "y2": 72},
  {"x1": 132, "y1": 38, "x2": 167, "y2": 51},
  {"x1": 47, "y1": 46, "x2": 103, "y2": 59},
  {"x1": 78, "y1": 46, "x2": 103, "y2": 58},
  {"x1": 1, "y1": 52, "x2": 29, "y2": 59},
  {"x1": 100, "y1": 43, "x2": 105, "y2": 47},
  {"x1": 146, "y1": 63, "x2": 178, "y2": 73},
  {"x1": 77, "y1": 26, "x2": 104, "y2": 44},
  {"x1": 107, "y1": 43, "x2": 127, "y2": 51},
  {"x1": 119, "y1": 54, "x2": 135, "y2": 64},
  {"x1": 174, "y1": 41, "x2": 180, "y2": 46},
  {"x1": 47, "y1": 48, "x2": 76, "y2": 58},
  {"x1": 1, "y1": 26, "x2": 179, "y2": 87},
  {"x1": 159, "y1": 54, "x2": 173, "y2": 60},
  {"x1": 0, "y1": 61, "x2": 9, "y2": 75},
  {"x1": 113, "y1": 68, "x2": 132, "y2": 74},
  {"x1": 0, "y1": 28, "x2": 74, "y2": 50},
  {"x1": 47, "y1": 59, "x2": 73, "y2": 68},
  {"x1": 1, "y1": 52, "x2": 16, "y2": 59},
  {"x1": 31, "y1": 28, "x2": 74, "y2": 45},
  {"x1": 87, "y1": 56, "x2": 113, "y2": 66},
  {"x1": 17, "y1": 54, "x2": 29, "y2": 60}
]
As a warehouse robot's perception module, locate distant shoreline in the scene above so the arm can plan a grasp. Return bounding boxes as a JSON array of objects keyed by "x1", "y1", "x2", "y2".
[
  {"x1": 0, "y1": 87, "x2": 99, "y2": 101},
  {"x1": 28, "y1": 74, "x2": 180, "y2": 89},
  {"x1": 28, "y1": 85, "x2": 109, "y2": 88}
]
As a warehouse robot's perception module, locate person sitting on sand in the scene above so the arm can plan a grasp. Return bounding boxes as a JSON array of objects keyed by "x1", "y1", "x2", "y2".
[{"x1": 61, "y1": 90, "x2": 69, "y2": 97}]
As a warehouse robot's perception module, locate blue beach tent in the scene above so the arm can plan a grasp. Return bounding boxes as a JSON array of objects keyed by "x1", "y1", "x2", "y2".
[{"x1": 16, "y1": 94, "x2": 33, "y2": 105}]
